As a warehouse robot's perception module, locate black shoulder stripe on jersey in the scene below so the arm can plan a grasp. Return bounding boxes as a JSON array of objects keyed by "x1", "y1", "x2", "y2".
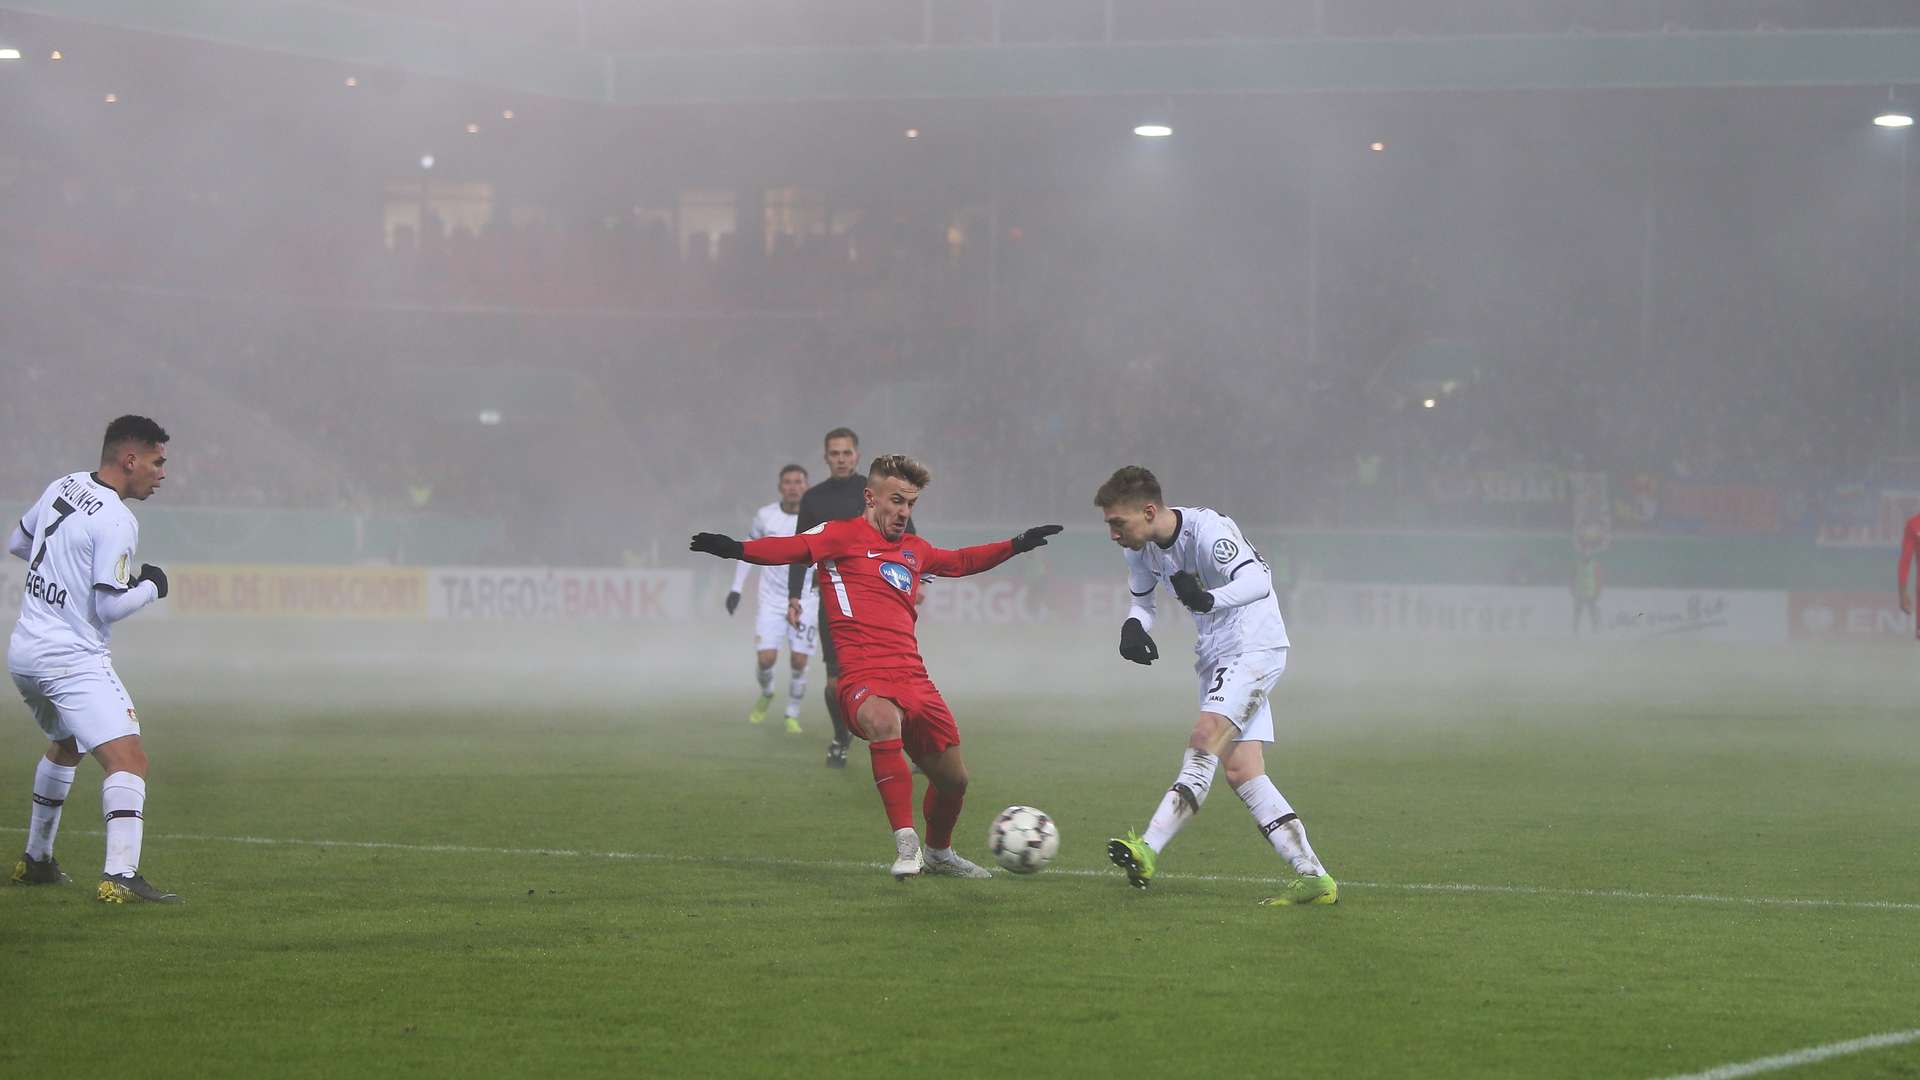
[{"x1": 1229, "y1": 559, "x2": 1258, "y2": 579}]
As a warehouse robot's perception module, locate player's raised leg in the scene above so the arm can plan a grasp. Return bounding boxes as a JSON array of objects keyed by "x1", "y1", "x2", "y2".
[
  {"x1": 917, "y1": 747, "x2": 991, "y2": 879},
  {"x1": 90, "y1": 733, "x2": 179, "y2": 904},
  {"x1": 852, "y1": 691, "x2": 922, "y2": 879},
  {"x1": 1108, "y1": 712, "x2": 1231, "y2": 889},
  {"x1": 12, "y1": 737, "x2": 81, "y2": 886}
]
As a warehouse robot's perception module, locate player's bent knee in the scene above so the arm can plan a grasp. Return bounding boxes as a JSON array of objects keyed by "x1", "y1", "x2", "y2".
[{"x1": 92, "y1": 734, "x2": 148, "y2": 777}]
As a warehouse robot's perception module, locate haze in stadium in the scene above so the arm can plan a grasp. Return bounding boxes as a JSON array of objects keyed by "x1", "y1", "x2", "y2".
[{"x1": 3, "y1": 3, "x2": 1918, "y2": 1077}]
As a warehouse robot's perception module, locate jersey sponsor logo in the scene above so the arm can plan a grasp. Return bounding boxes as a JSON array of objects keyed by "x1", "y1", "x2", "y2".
[
  {"x1": 1212, "y1": 538, "x2": 1239, "y2": 564},
  {"x1": 879, "y1": 562, "x2": 914, "y2": 592},
  {"x1": 23, "y1": 569, "x2": 68, "y2": 610}
]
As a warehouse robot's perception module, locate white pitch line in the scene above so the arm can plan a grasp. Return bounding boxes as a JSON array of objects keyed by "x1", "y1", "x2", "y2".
[
  {"x1": 1655, "y1": 1027, "x2": 1920, "y2": 1080},
  {"x1": 12, "y1": 827, "x2": 1920, "y2": 912}
]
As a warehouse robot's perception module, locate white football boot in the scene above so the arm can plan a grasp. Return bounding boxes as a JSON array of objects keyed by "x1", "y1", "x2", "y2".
[
  {"x1": 890, "y1": 828, "x2": 924, "y2": 880},
  {"x1": 922, "y1": 848, "x2": 993, "y2": 879}
]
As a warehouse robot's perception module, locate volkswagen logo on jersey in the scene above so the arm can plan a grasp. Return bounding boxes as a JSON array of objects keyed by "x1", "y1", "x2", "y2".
[{"x1": 879, "y1": 562, "x2": 914, "y2": 592}]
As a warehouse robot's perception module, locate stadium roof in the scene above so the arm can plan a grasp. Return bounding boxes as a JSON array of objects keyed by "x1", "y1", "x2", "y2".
[{"x1": 2, "y1": 0, "x2": 1918, "y2": 105}]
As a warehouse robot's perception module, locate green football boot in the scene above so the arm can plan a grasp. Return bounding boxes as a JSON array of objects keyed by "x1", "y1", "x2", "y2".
[
  {"x1": 1259, "y1": 873, "x2": 1339, "y2": 907},
  {"x1": 783, "y1": 715, "x2": 803, "y2": 735},
  {"x1": 1106, "y1": 831, "x2": 1156, "y2": 890},
  {"x1": 747, "y1": 692, "x2": 775, "y2": 725}
]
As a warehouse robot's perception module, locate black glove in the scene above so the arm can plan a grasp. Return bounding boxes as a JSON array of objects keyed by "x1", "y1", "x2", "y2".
[
  {"x1": 1170, "y1": 571, "x2": 1214, "y2": 613},
  {"x1": 136, "y1": 563, "x2": 168, "y2": 600},
  {"x1": 689, "y1": 533, "x2": 744, "y2": 560},
  {"x1": 1119, "y1": 617, "x2": 1159, "y2": 665},
  {"x1": 1010, "y1": 524, "x2": 1064, "y2": 555},
  {"x1": 725, "y1": 591, "x2": 741, "y2": 615}
]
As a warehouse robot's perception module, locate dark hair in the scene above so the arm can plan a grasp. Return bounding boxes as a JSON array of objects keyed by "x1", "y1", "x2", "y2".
[
  {"x1": 779, "y1": 463, "x2": 808, "y2": 479},
  {"x1": 823, "y1": 426, "x2": 859, "y2": 448},
  {"x1": 868, "y1": 453, "x2": 930, "y2": 489},
  {"x1": 101, "y1": 415, "x2": 170, "y2": 461},
  {"x1": 1095, "y1": 466, "x2": 1162, "y2": 509}
]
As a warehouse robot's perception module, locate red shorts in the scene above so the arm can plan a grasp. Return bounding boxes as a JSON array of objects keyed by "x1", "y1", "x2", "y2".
[{"x1": 838, "y1": 672, "x2": 961, "y2": 760}]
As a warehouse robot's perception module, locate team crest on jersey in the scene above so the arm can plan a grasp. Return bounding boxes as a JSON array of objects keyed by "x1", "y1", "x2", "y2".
[
  {"x1": 899, "y1": 549, "x2": 916, "y2": 564},
  {"x1": 1212, "y1": 538, "x2": 1239, "y2": 565},
  {"x1": 126, "y1": 708, "x2": 138, "y2": 725},
  {"x1": 879, "y1": 562, "x2": 914, "y2": 591},
  {"x1": 115, "y1": 553, "x2": 131, "y2": 587}
]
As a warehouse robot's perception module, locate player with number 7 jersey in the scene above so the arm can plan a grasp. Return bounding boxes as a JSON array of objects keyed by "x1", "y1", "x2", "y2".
[
  {"x1": 9, "y1": 415, "x2": 179, "y2": 903},
  {"x1": 691, "y1": 453, "x2": 1062, "y2": 882}
]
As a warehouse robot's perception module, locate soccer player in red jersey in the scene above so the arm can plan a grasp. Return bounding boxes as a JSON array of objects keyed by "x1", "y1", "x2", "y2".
[
  {"x1": 1899, "y1": 513, "x2": 1920, "y2": 637},
  {"x1": 691, "y1": 454, "x2": 1060, "y2": 880}
]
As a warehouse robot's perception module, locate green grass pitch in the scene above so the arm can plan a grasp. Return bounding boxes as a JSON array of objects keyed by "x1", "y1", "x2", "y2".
[{"x1": 4, "y1": 623, "x2": 1919, "y2": 1078}]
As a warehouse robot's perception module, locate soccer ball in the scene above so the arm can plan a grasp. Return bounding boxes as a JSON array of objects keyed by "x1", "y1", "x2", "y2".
[{"x1": 987, "y1": 805, "x2": 1059, "y2": 874}]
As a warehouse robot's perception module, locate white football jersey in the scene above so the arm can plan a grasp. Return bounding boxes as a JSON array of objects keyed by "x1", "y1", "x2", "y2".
[
  {"x1": 8, "y1": 472, "x2": 143, "y2": 675},
  {"x1": 730, "y1": 502, "x2": 818, "y2": 612},
  {"x1": 1123, "y1": 506, "x2": 1289, "y2": 667}
]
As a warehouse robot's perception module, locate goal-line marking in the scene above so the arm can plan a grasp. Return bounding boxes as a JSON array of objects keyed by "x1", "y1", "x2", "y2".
[
  {"x1": 13, "y1": 827, "x2": 1920, "y2": 913},
  {"x1": 1654, "y1": 1027, "x2": 1920, "y2": 1079}
]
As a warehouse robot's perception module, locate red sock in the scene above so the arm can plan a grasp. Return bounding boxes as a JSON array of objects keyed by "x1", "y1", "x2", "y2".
[
  {"x1": 868, "y1": 739, "x2": 915, "y2": 831},
  {"x1": 923, "y1": 784, "x2": 965, "y2": 850}
]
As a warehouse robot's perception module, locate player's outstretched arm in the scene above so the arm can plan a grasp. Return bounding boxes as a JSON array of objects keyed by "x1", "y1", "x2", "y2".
[
  {"x1": 693, "y1": 531, "x2": 820, "y2": 566},
  {"x1": 1010, "y1": 524, "x2": 1063, "y2": 554},
  {"x1": 921, "y1": 525, "x2": 1058, "y2": 578}
]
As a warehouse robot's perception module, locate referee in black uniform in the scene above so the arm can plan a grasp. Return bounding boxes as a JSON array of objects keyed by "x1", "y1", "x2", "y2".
[{"x1": 787, "y1": 426, "x2": 915, "y2": 767}]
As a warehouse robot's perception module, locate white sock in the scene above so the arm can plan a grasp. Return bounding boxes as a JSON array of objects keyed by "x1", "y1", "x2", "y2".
[
  {"x1": 755, "y1": 662, "x2": 774, "y2": 696},
  {"x1": 101, "y1": 771, "x2": 146, "y2": 877},
  {"x1": 1235, "y1": 774, "x2": 1325, "y2": 877},
  {"x1": 785, "y1": 670, "x2": 808, "y2": 719},
  {"x1": 26, "y1": 758, "x2": 77, "y2": 860},
  {"x1": 1142, "y1": 748, "x2": 1219, "y2": 854}
]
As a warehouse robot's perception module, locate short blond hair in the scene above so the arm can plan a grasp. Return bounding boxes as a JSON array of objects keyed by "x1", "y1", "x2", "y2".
[
  {"x1": 1095, "y1": 466, "x2": 1162, "y2": 509},
  {"x1": 868, "y1": 453, "x2": 931, "y2": 489}
]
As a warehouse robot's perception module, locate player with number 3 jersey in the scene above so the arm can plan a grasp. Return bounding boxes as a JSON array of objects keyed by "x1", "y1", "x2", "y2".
[
  {"x1": 692, "y1": 454, "x2": 1061, "y2": 882},
  {"x1": 8, "y1": 415, "x2": 178, "y2": 903},
  {"x1": 1095, "y1": 466, "x2": 1337, "y2": 907}
]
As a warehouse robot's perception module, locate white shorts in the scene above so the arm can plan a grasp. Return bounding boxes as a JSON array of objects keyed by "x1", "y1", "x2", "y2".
[
  {"x1": 13, "y1": 659, "x2": 141, "y2": 753},
  {"x1": 1196, "y1": 647, "x2": 1288, "y2": 744},
  {"x1": 755, "y1": 601, "x2": 817, "y2": 656}
]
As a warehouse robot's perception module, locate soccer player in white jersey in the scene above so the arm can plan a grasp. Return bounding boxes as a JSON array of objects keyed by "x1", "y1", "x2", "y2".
[
  {"x1": 8, "y1": 415, "x2": 178, "y2": 903},
  {"x1": 725, "y1": 464, "x2": 817, "y2": 734},
  {"x1": 1095, "y1": 466, "x2": 1337, "y2": 906}
]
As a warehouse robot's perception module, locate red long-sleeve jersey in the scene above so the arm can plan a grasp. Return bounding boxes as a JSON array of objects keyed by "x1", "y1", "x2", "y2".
[
  {"x1": 736, "y1": 516, "x2": 1015, "y2": 680},
  {"x1": 1901, "y1": 514, "x2": 1920, "y2": 637}
]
